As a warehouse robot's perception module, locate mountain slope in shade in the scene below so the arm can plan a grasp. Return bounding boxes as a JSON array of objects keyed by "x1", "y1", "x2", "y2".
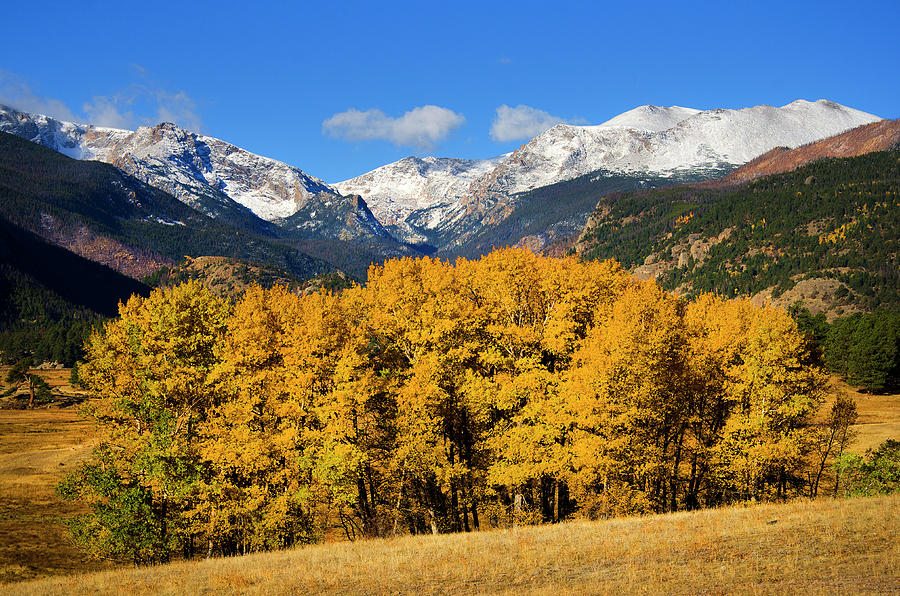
[
  {"x1": 713, "y1": 118, "x2": 900, "y2": 186},
  {"x1": 0, "y1": 130, "x2": 335, "y2": 281},
  {"x1": 0, "y1": 215, "x2": 150, "y2": 319},
  {"x1": 0, "y1": 105, "x2": 335, "y2": 224}
]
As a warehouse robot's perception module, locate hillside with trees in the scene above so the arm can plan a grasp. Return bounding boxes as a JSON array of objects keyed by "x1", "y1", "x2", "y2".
[
  {"x1": 576, "y1": 149, "x2": 900, "y2": 315},
  {"x1": 142, "y1": 256, "x2": 354, "y2": 298},
  {"x1": 0, "y1": 217, "x2": 150, "y2": 366}
]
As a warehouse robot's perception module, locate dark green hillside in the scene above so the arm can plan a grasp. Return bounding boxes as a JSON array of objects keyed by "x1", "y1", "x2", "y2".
[
  {"x1": 578, "y1": 150, "x2": 900, "y2": 311},
  {"x1": 0, "y1": 217, "x2": 151, "y2": 365},
  {"x1": 0, "y1": 131, "x2": 333, "y2": 280}
]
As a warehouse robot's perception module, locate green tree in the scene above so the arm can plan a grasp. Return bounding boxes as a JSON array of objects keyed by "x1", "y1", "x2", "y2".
[
  {"x1": 58, "y1": 280, "x2": 230, "y2": 563},
  {"x1": 835, "y1": 439, "x2": 900, "y2": 497},
  {"x1": 5, "y1": 358, "x2": 53, "y2": 407}
]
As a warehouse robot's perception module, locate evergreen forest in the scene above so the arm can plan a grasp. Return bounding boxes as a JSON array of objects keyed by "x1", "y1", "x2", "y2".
[{"x1": 579, "y1": 149, "x2": 900, "y2": 311}]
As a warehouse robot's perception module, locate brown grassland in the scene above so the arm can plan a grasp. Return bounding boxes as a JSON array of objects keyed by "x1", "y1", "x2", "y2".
[
  {"x1": 0, "y1": 367, "x2": 114, "y2": 584},
  {"x1": 6, "y1": 494, "x2": 899, "y2": 595},
  {"x1": 0, "y1": 368, "x2": 898, "y2": 594}
]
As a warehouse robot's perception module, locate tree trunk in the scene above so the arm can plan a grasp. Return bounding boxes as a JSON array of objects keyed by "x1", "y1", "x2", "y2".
[
  {"x1": 513, "y1": 491, "x2": 524, "y2": 528},
  {"x1": 553, "y1": 480, "x2": 560, "y2": 523},
  {"x1": 427, "y1": 508, "x2": 439, "y2": 535},
  {"x1": 392, "y1": 472, "x2": 405, "y2": 538},
  {"x1": 812, "y1": 431, "x2": 837, "y2": 498},
  {"x1": 450, "y1": 481, "x2": 461, "y2": 533}
]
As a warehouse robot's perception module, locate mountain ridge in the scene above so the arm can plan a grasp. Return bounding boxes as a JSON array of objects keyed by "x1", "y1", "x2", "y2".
[
  {"x1": 0, "y1": 106, "x2": 335, "y2": 222},
  {"x1": 338, "y1": 99, "x2": 881, "y2": 253},
  {"x1": 0, "y1": 131, "x2": 336, "y2": 280},
  {"x1": 0, "y1": 105, "x2": 414, "y2": 269},
  {"x1": 1, "y1": 99, "x2": 885, "y2": 266}
]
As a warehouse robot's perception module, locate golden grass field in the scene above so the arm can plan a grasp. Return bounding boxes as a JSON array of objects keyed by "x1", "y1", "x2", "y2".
[
  {"x1": 0, "y1": 366, "x2": 113, "y2": 584},
  {"x1": 836, "y1": 384, "x2": 900, "y2": 453},
  {"x1": 0, "y1": 368, "x2": 897, "y2": 594},
  {"x1": 6, "y1": 494, "x2": 899, "y2": 595}
]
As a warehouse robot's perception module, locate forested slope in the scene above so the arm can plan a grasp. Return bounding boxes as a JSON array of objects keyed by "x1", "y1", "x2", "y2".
[
  {"x1": 577, "y1": 149, "x2": 900, "y2": 314},
  {"x1": 0, "y1": 217, "x2": 149, "y2": 365}
]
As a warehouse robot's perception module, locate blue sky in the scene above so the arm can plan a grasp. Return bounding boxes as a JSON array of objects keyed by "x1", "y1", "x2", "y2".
[{"x1": 1, "y1": 0, "x2": 898, "y2": 183}]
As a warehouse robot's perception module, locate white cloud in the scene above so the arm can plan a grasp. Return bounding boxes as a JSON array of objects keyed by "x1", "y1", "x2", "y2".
[
  {"x1": 82, "y1": 87, "x2": 203, "y2": 132},
  {"x1": 82, "y1": 95, "x2": 135, "y2": 129},
  {"x1": 150, "y1": 89, "x2": 203, "y2": 132},
  {"x1": 0, "y1": 69, "x2": 203, "y2": 133},
  {"x1": 0, "y1": 70, "x2": 77, "y2": 121},
  {"x1": 490, "y1": 104, "x2": 570, "y2": 142},
  {"x1": 323, "y1": 105, "x2": 465, "y2": 150}
]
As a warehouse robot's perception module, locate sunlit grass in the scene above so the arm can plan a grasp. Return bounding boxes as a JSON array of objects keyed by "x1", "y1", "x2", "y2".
[{"x1": 6, "y1": 494, "x2": 898, "y2": 595}]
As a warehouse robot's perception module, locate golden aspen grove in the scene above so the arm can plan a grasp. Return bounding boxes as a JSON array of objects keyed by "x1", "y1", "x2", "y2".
[{"x1": 58, "y1": 249, "x2": 832, "y2": 564}]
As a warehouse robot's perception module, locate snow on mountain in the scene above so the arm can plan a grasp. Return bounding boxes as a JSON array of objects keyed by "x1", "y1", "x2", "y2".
[
  {"x1": 333, "y1": 155, "x2": 506, "y2": 243},
  {"x1": 598, "y1": 105, "x2": 701, "y2": 132},
  {"x1": 464, "y1": 99, "x2": 882, "y2": 202},
  {"x1": 337, "y1": 100, "x2": 881, "y2": 249},
  {"x1": 335, "y1": 156, "x2": 507, "y2": 223},
  {"x1": 2, "y1": 99, "x2": 882, "y2": 256},
  {"x1": 0, "y1": 105, "x2": 336, "y2": 222}
]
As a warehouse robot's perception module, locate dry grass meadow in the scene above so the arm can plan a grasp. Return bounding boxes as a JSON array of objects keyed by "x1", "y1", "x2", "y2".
[
  {"x1": 6, "y1": 494, "x2": 899, "y2": 595},
  {"x1": 0, "y1": 369, "x2": 897, "y2": 594},
  {"x1": 837, "y1": 384, "x2": 900, "y2": 452},
  {"x1": 0, "y1": 366, "x2": 113, "y2": 584}
]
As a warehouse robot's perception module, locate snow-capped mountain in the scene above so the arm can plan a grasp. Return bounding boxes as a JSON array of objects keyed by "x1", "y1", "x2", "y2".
[
  {"x1": 339, "y1": 100, "x2": 881, "y2": 251},
  {"x1": 461, "y1": 100, "x2": 881, "y2": 209},
  {"x1": 2, "y1": 99, "x2": 882, "y2": 260},
  {"x1": 598, "y1": 104, "x2": 702, "y2": 132},
  {"x1": 0, "y1": 104, "x2": 406, "y2": 252},
  {"x1": 0, "y1": 105, "x2": 333, "y2": 222},
  {"x1": 334, "y1": 155, "x2": 506, "y2": 244},
  {"x1": 505, "y1": 99, "x2": 874, "y2": 184}
]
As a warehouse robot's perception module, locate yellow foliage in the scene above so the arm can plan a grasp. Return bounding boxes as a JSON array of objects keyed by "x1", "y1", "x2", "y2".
[{"x1": 70, "y1": 249, "x2": 832, "y2": 558}]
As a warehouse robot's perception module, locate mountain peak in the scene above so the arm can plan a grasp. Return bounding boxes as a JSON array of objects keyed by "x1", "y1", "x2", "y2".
[
  {"x1": 598, "y1": 104, "x2": 702, "y2": 132},
  {"x1": 0, "y1": 107, "x2": 337, "y2": 222}
]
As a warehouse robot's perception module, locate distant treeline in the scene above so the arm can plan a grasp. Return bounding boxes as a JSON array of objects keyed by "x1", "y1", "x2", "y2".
[
  {"x1": 791, "y1": 305, "x2": 900, "y2": 393},
  {"x1": 61, "y1": 250, "x2": 860, "y2": 564}
]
